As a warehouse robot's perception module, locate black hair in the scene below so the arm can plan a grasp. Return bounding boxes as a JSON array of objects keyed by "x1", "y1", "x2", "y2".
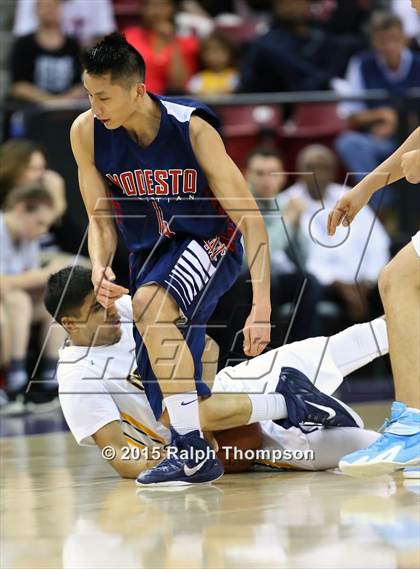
[
  {"x1": 246, "y1": 146, "x2": 282, "y2": 166},
  {"x1": 81, "y1": 32, "x2": 146, "y2": 84},
  {"x1": 44, "y1": 266, "x2": 93, "y2": 324}
]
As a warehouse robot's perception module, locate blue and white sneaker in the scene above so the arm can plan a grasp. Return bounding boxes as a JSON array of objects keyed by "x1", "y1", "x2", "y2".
[
  {"x1": 136, "y1": 428, "x2": 224, "y2": 487},
  {"x1": 275, "y1": 367, "x2": 363, "y2": 431},
  {"x1": 339, "y1": 402, "x2": 420, "y2": 477}
]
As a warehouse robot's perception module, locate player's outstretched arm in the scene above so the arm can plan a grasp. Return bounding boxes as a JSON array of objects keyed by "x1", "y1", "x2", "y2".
[
  {"x1": 93, "y1": 421, "x2": 161, "y2": 478},
  {"x1": 189, "y1": 116, "x2": 271, "y2": 357},
  {"x1": 70, "y1": 112, "x2": 128, "y2": 307},
  {"x1": 328, "y1": 127, "x2": 420, "y2": 235}
]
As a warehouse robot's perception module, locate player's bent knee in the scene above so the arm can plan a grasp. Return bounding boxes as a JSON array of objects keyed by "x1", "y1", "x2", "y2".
[
  {"x1": 379, "y1": 247, "x2": 420, "y2": 300},
  {"x1": 133, "y1": 285, "x2": 179, "y2": 328},
  {"x1": 378, "y1": 263, "x2": 394, "y2": 299}
]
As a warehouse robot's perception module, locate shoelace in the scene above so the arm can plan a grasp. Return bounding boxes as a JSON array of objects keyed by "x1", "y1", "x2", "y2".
[{"x1": 379, "y1": 417, "x2": 392, "y2": 434}]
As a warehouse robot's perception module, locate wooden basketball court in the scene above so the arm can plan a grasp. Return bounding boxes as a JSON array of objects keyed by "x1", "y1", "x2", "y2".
[{"x1": 1, "y1": 402, "x2": 419, "y2": 568}]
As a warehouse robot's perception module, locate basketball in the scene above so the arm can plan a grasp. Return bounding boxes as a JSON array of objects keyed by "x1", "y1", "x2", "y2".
[{"x1": 215, "y1": 423, "x2": 263, "y2": 473}]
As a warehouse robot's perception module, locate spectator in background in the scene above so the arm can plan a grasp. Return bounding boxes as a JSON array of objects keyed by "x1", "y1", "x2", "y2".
[
  {"x1": 282, "y1": 145, "x2": 390, "y2": 325},
  {"x1": 246, "y1": 147, "x2": 322, "y2": 340},
  {"x1": 335, "y1": 12, "x2": 420, "y2": 210},
  {"x1": 13, "y1": 0, "x2": 116, "y2": 47},
  {"x1": 0, "y1": 139, "x2": 65, "y2": 217},
  {"x1": 0, "y1": 139, "x2": 90, "y2": 267},
  {"x1": 215, "y1": 147, "x2": 322, "y2": 350},
  {"x1": 187, "y1": 33, "x2": 239, "y2": 95},
  {"x1": 314, "y1": 0, "x2": 372, "y2": 42},
  {"x1": 9, "y1": 0, "x2": 85, "y2": 105},
  {"x1": 0, "y1": 186, "x2": 68, "y2": 409},
  {"x1": 240, "y1": 0, "x2": 353, "y2": 93},
  {"x1": 124, "y1": 0, "x2": 199, "y2": 95}
]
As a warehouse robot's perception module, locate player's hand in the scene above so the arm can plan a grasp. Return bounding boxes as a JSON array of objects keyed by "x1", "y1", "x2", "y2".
[
  {"x1": 243, "y1": 304, "x2": 271, "y2": 357},
  {"x1": 401, "y1": 149, "x2": 420, "y2": 184},
  {"x1": 92, "y1": 265, "x2": 129, "y2": 308},
  {"x1": 327, "y1": 186, "x2": 371, "y2": 236}
]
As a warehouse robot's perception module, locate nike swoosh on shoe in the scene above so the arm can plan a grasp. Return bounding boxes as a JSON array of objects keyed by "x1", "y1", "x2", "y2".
[
  {"x1": 304, "y1": 400, "x2": 336, "y2": 420},
  {"x1": 184, "y1": 459, "x2": 207, "y2": 477}
]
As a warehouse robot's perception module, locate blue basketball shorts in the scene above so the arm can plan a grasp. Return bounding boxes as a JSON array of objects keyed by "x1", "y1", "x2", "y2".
[{"x1": 129, "y1": 234, "x2": 243, "y2": 418}]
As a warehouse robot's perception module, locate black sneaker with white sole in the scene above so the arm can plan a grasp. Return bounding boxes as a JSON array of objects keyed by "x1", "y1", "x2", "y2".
[{"x1": 275, "y1": 367, "x2": 363, "y2": 431}]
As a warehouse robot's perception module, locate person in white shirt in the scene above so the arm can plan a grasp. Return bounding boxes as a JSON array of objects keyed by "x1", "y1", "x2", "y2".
[
  {"x1": 0, "y1": 185, "x2": 67, "y2": 407},
  {"x1": 282, "y1": 144, "x2": 390, "y2": 323},
  {"x1": 44, "y1": 266, "x2": 389, "y2": 480},
  {"x1": 244, "y1": 147, "x2": 322, "y2": 341},
  {"x1": 13, "y1": 0, "x2": 116, "y2": 46}
]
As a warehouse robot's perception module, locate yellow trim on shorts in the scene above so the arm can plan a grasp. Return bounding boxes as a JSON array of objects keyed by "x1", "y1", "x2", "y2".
[
  {"x1": 120, "y1": 411, "x2": 166, "y2": 444},
  {"x1": 124, "y1": 435, "x2": 145, "y2": 448}
]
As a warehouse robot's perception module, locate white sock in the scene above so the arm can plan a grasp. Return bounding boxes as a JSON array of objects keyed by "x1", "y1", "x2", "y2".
[
  {"x1": 328, "y1": 317, "x2": 389, "y2": 377},
  {"x1": 247, "y1": 394, "x2": 288, "y2": 424},
  {"x1": 164, "y1": 392, "x2": 202, "y2": 436}
]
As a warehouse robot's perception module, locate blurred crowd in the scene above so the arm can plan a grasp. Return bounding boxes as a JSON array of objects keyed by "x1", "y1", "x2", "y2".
[
  {"x1": 5, "y1": 0, "x2": 420, "y2": 101},
  {"x1": 1, "y1": 0, "x2": 419, "y2": 409}
]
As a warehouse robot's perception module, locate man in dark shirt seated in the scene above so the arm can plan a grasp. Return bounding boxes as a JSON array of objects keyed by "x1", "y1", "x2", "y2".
[
  {"x1": 9, "y1": 0, "x2": 85, "y2": 104},
  {"x1": 239, "y1": 0, "x2": 356, "y2": 93}
]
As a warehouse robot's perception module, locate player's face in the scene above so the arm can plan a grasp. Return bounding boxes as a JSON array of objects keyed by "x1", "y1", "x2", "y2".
[
  {"x1": 246, "y1": 156, "x2": 286, "y2": 199},
  {"x1": 73, "y1": 292, "x2": 122, "y2": 346},
  {"x1": 83, "y1": 72, "x2": 142, "y2": 130}
]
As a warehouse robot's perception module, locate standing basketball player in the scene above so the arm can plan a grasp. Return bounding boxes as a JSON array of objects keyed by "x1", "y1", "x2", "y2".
[
  {"x1": 70, "y1": 33, "x2": 271, "y2": 486},
  {"x1": 328, "y1": 124, "x2": 420, "y2": 477}
]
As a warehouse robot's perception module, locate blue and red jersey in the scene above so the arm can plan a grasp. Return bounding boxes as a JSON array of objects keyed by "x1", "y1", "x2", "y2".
[{"x1": 94, "y1": 93, "x2": 240, "y2": 253}]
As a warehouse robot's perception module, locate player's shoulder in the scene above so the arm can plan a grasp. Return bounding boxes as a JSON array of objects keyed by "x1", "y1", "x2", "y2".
[
  {"x1": 158, "y1": 94, "x2": 220, "y2": 131},
  {"x1": 71, "y1": 109, "x2": 93, "y2": 136},
  {"x1": 70, "y1": 110, "x2": 94, "y2": 158},
  {"x1": 57, "y1": 357, "x2": 108, "y2": 394},
  {"x1": 189, "y1": 113, "x2": 213, "y2": 137}
]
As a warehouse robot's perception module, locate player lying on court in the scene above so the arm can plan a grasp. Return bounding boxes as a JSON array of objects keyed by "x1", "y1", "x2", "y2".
[
  {"x1": 70, "y1": 32, "x2": 271, "y2": 487},
  {"x1": 46, "y1": 267, "x2": 389, "y2": 485},
  {"x1": 328, "y1": 125, "x2": 420, "y2": 477}
]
